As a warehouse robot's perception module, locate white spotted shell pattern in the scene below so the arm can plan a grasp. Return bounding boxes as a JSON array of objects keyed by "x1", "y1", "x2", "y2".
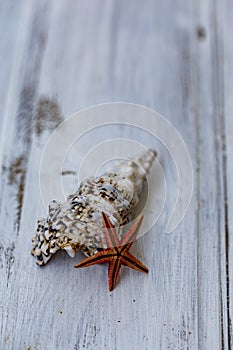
[{"x1": 31, "y1": 149, "x2": 157, "y2": 265}]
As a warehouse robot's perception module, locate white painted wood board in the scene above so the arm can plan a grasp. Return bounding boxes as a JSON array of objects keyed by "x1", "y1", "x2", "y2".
[{"x1": 0, "y1": 0, "x2": 232, "y2": 349}]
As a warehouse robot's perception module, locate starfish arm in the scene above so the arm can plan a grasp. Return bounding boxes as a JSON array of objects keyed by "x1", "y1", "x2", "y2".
[
  {"x1": 108, "y1": 258, "x2": 122, "y2": 291},
  {"x1": 74, "y1": 213, "x2": 149, "y2": 291},
  {"x1": 102, "y1": 212, "x2": 120, "y2": 249},
  {"x1": 122, "y1": 252, "x2": 149, "y2": 273},
  {"x1": 120, "y1": 214, "x2": 144, "y2": 252},
  {"x1": 74, "y1": 249, "x2": 115, "y2": 268}
]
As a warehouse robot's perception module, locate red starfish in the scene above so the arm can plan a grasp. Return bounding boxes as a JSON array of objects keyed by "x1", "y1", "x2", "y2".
[{"x1": 74, "y1": 212, "x2": 149, "y2": 291}]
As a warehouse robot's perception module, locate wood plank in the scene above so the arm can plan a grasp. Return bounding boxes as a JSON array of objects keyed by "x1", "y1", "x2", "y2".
[
  {"x1": 194, "y1": 1, "x2": 226, "y2": 348},
  {"x1": 0, "y1": 0, "x2": 230, "y2": 349},
  {"x1": 0, "y1": 0, "x2": 53, "y2": 347},
  {"x1": 223, "y1": 0, "x2": 233, "y2": 347}
]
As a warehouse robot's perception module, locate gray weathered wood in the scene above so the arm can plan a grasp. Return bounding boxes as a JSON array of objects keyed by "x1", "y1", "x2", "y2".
[
  {"x1": 0, "y1": 0, "x2": 232, "y2": 349},
  {"x1": 223, "y1": 0, "x2": 233, "y2": 348}
]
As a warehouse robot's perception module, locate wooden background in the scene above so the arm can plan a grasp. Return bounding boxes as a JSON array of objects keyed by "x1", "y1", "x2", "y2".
[{"x1": 0, "y1": 0, "x2": 232, "y2": 349}]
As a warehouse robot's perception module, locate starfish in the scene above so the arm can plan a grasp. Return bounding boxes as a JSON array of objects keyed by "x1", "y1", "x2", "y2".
[{"x1": 74, "y1": 211, "x2": 149, "y2": 291}]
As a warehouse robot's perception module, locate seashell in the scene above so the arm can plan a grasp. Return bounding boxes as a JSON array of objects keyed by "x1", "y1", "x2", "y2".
[{"x1": 31, "y1": 149, "x2": 157, "y2": 266}]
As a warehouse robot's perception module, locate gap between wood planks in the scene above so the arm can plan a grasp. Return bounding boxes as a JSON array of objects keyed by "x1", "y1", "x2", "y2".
[{"x1": 212, "y1": 0, "x2": 232, "y2": 347}]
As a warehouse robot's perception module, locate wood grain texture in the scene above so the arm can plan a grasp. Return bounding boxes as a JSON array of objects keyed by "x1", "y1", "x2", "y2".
[
  {"x1": 223, "y1": 0, "x2": 233, "y2": 347},
  {"x1": 0, "y1": 0, "x2": 232, "y2": 349}
]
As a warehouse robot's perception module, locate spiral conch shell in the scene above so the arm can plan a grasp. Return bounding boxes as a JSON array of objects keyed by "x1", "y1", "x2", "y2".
[{"x1": 31, "y1": 149, "x2": 157, "y2": 266}]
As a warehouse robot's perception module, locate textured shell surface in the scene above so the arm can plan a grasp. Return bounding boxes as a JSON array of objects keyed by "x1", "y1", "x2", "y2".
[{"x1": 31, "y1": 149, "x2": 157, "y2": 265}]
